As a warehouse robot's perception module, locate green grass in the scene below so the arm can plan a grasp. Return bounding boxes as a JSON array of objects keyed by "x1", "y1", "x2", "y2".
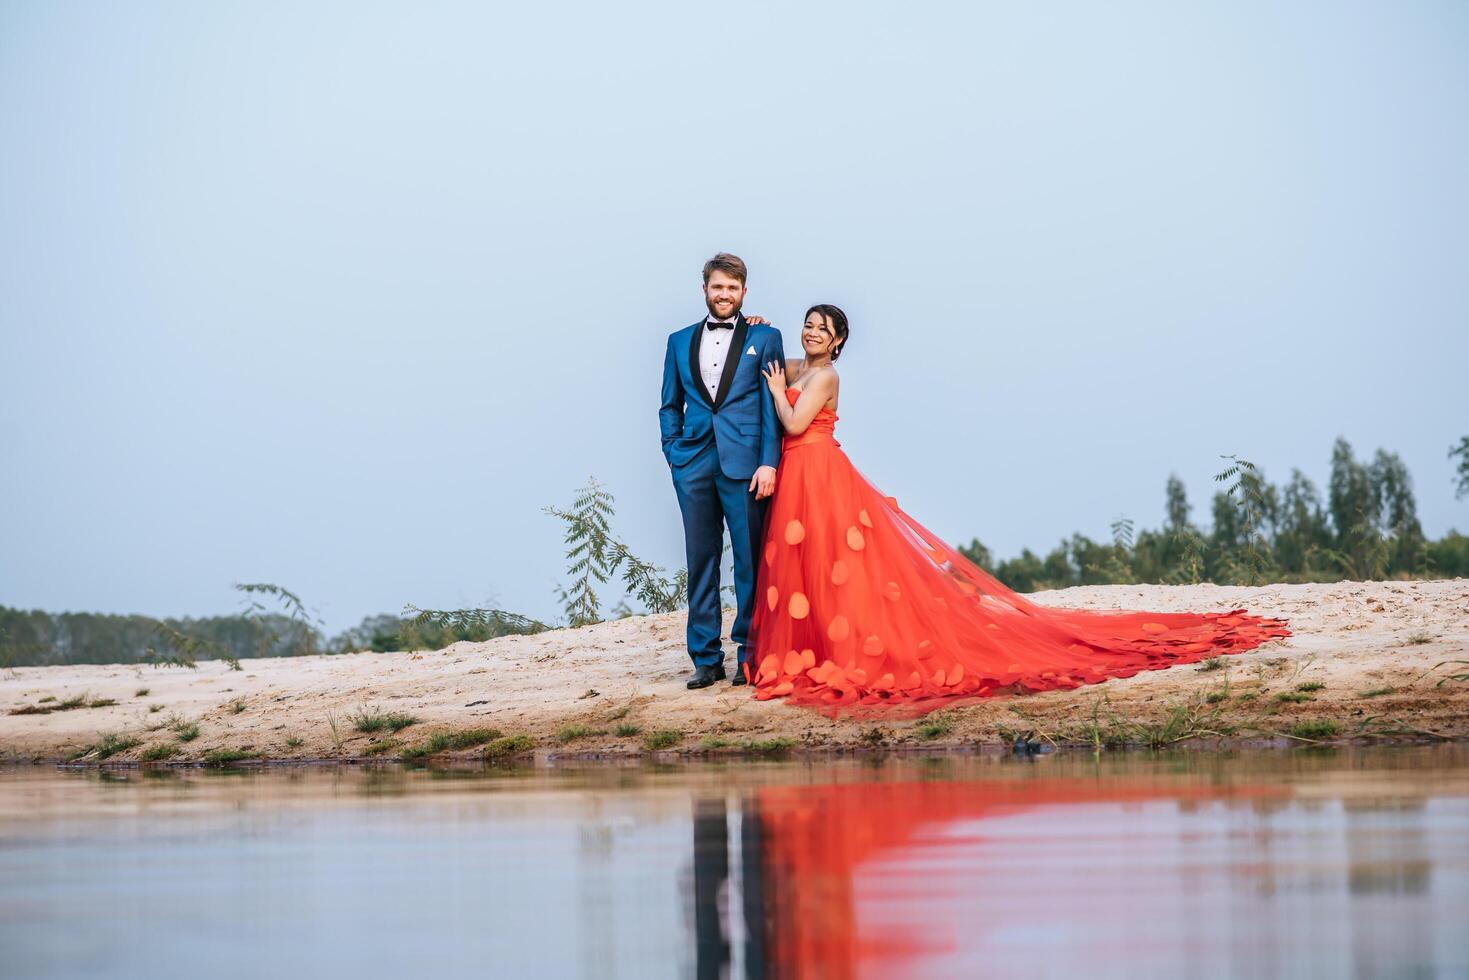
[
  {"x1": 141, "y1": 743, "x2": 178, "y2": 762},
  {"x1": 445, "y1": 728, "x2": 501, "y2": 749},
  {"x1": 1071, "y1": 695, "x2": 1234, "y2": 750},
  {"x1": 861, "y1": 727, "x2": 887, "y2": 746},
  {"x1": 230, "y1": 700, "x2": 246, "y2": 714},
  {"x1": 701, "y1": 736, "x2": 732, "y2": 749},
  {"x1": 401, "y1": 734, "x2": 451, "y2": 759},
  {"x1": 914, "y1": 716, "x2": 954, "y2": 740},
  {"x1": 173, "y1": 721, "x2": 200, "y2": 742},
  {"x1": 1196, "y1": 657, "x2": 1227, "y2": 672},
  {"x1": 72, "y1": 732, "x2": 143, "y2": 761},
  {"x1": 556, "y1": 724, "x2": 606, "y2": 743},
  {"x1": 362, "y1": 739, "x2": 402, "y2": 756},
  {"x1": 1295, "y1": 681, "x2": 1326, "y2": 693},
  {"x1": 401, "y1": 728, "x2": 503, "y2": 759},
  {"x1": 349, "y1": 705, "x2": 419, "y2": 734},
  {"x1": 65, "y1": 732, "x2": 143, "y2": 760},
  {"x1": 1359, "y1": 686, "x2": 1395, "y2": 698},
  {"x1": 1276, "y1": 691, "x2": 1313, "y2": 704},
  {"x1": 149, "y1": 704, "x2": 164, "y2": 713},
  {"x1": 483, "y1": 734, "x2": 535, "y2": 758},
  {"x1": 1288, "y1": 720, "x2": 1340, "y2": 740},
  {"x1": 1204, "y1": 690, "x2": 1229, "y2": 704},
  {"x1": 742, "y1": 738, "x2": 797, "y2": 755},
  {"x1": 1235, "y1": 692, "x2": 1259, "y2": 703},
  {"x1": 614, "y1": 723, "x2": 642, "y2": 737},
  {"x1": 203, "y1": 748, "x2": 261, "y2": 767},
  {"x1": 285, "y1": 736, "x2": 304, "y2": 748},
  {"x1": 1131, "y1": 702, "x2": 1234, "y2": 749},
  {"x1": 135, "y1": 688, "x2": 150, "y2": 697},
  {"x1": 41, "y1": 693, "x2": 117, "y2": 708},
  {"x1": 642, "y1": 730, "x2": 682, "y2": 751}
]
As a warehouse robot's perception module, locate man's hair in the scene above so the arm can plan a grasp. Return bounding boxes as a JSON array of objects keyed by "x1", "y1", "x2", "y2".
[{"x1": 702, "y1": 252, "x2": 748, "y2": 285}]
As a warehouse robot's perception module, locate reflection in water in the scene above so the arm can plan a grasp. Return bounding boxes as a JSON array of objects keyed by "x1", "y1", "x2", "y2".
[
  {"x1": 692, "y1": 796, "x2": 731, "y2": 977},
  {"x1": 2, "y1": 747, "x2": 1468, "y2": 978},
  {"x1": 676, "y1": 752, "x2": 1469, "y2": 978}
]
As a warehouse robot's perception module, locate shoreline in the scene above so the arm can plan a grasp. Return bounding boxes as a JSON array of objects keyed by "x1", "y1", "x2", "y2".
[
  {"x1": 3, "y1": 579, "x2": 1466, "y2": 767},
  {"x1": 10, "y1": 732, "x2": 1463, "y2": 773}
]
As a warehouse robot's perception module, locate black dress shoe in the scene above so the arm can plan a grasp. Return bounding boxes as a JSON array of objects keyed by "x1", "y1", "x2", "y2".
[
  {"x1": 686, "y1": 664, "x2": 726, "y2": 689},
  {"x1": 730, "y1": 663, "x2": 750, "y2": 686}
]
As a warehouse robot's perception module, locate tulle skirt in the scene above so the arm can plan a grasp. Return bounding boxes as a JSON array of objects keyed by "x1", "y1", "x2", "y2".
[{"x1": 749, "y1": 430, "x2": 1289, "y2": 716}]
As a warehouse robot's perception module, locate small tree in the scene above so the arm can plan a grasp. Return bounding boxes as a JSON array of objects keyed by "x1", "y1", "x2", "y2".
[
  {"x1": 1214, "y1": 455, "x2": 1275, "y2": 585},
  {"x1": 1451, "y1": 436, "x2": 1469, "y2": 501},
  {"x1": 545, "y1": 478, "x2": 686, "y2": 627}
]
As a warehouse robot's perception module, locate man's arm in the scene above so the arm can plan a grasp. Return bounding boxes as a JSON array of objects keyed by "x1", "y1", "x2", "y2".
[{"x1": 659, "y1": 336, "x2": 684, "y2": 460}]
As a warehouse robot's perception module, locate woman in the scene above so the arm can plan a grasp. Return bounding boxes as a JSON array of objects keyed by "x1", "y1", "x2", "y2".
[{"x1": 747, "y1": 305, "x2": 1288, "y2": 714}]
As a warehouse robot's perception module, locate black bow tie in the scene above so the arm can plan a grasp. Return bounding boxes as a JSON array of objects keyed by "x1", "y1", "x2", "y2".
[{"x1": 705, "y1": 319, "x2": 736, "y2": 330}]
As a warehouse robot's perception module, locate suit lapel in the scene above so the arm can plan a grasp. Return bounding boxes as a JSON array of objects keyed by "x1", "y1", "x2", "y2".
[
  {"x1": 712, "y1": 313, "x2": 749, "y2": 411},
  {"x1": 686, "y1": 321, "x2": 711, "y2": 408}
]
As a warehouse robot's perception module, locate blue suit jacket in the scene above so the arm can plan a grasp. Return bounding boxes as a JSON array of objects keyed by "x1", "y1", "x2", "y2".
[{"x1": 660, "y1": 314, "x2": 786, "y2": 480}]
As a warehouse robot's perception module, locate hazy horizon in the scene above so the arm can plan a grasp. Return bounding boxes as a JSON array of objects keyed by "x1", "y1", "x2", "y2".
[{"x1": 3, "y1": 2, "x2": 1466, "y2": 632}]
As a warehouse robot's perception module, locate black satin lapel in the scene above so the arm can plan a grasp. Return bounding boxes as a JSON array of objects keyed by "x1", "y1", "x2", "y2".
[
  {"x1": 712, "y1": 314, "x2": 749, "y2": 411},
  {"x1": 687, "y1": 322, "x2": 710, "y2": 407}
]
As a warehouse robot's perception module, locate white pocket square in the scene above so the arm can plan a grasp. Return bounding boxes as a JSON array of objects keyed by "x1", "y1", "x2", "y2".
[{"x1": 745, "y1": 346, "x2": 757, "y2": 355}]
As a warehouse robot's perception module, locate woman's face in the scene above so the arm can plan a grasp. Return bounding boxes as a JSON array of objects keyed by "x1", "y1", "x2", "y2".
[{"x1": 802, "y1": 312, "x2": 838, "y2": 357}]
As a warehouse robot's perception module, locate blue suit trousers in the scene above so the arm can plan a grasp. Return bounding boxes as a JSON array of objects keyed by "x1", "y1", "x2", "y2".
[{"x1": 671, "y1": 440, "x2": 768, "y2": 670}]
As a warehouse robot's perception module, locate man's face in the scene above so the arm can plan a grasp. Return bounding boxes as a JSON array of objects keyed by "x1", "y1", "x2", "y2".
[{"x1": 703, "y1": 270, "x2": 746, "y2": 320}]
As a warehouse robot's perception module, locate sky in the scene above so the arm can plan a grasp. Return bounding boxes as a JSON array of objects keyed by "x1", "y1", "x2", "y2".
[{"x1": 2, "y1": 2, "x2": 1466, "y2": 633}]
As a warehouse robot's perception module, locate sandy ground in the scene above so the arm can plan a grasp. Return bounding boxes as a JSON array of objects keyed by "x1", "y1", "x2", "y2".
[{"x1": 3, "y1": 580, "x2": 1467, "y2": 765}]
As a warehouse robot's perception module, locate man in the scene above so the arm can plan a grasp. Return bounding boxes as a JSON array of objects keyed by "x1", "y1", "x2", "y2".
[{"x1": 659, "y1": 253, "x2": 785, "y2": 689}]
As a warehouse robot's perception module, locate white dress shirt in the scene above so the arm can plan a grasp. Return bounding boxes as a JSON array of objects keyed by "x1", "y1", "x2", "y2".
[{"x1": 699, "y1": 314, "x2": 737, "y2": 402}]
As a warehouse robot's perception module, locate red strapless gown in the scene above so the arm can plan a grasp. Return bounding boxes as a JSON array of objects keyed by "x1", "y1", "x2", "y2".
[{"x1": 748, "y1": 388, "x2": 1289, "y2": 714}]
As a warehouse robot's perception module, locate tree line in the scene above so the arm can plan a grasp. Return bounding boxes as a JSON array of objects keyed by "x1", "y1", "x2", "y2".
[{"x1": 960, "y1": 438, "x2": 1468, "y2": 591}]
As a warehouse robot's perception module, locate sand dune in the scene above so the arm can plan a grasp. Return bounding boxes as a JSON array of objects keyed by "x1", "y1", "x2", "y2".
[{"x1": 3, "y1": 579, "x2": 1466, "y2": 764}]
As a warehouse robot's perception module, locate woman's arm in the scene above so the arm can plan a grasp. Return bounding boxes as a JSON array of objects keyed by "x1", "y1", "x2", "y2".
[{"x1": 762, "y1": 363, "x2": 837, "y2": 436}]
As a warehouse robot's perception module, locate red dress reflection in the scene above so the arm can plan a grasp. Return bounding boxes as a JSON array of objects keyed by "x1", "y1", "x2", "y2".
[
  {"x1": 750, "y1": 389, "x2": 1289, "y2": 713},
  {"x1": 746, "y1": 776, "x2": 1283, "y2": 976}
]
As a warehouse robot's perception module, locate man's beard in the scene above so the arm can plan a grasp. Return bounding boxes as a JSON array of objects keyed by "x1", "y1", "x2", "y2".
[{"x1": 705, "y1": 296, "x2": 742, "y2": 320}]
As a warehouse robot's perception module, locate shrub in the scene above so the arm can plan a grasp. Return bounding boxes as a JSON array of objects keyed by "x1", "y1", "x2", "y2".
[
  {"x1": 642, "y1": 730, "x2": 681, "y2": 751},
  {"x1": 556, "y1": 724, "x2": 603, "y2": 743},
  {"x1": 1288, "y1": 720, "x2": 1340, "y2": 739},
  {"x1": 915, "y1": 716, "x2": 954, "y2": 740},
  {"x1": 742, "y1": 738, "x2": 797, "y2": 755},
  {"x1": 483, "y1": 735, "x2": 535, "y2": 758}
]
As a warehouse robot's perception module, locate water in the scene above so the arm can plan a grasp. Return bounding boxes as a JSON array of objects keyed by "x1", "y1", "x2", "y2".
[{"x1": 2, "y1": 746, "x2": 1467, "y2": 979}]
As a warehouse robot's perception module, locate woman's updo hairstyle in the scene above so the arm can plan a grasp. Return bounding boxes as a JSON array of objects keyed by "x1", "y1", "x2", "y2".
[{"x1": 806, "y1": 304, "x2": 850, "y2": 361}]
